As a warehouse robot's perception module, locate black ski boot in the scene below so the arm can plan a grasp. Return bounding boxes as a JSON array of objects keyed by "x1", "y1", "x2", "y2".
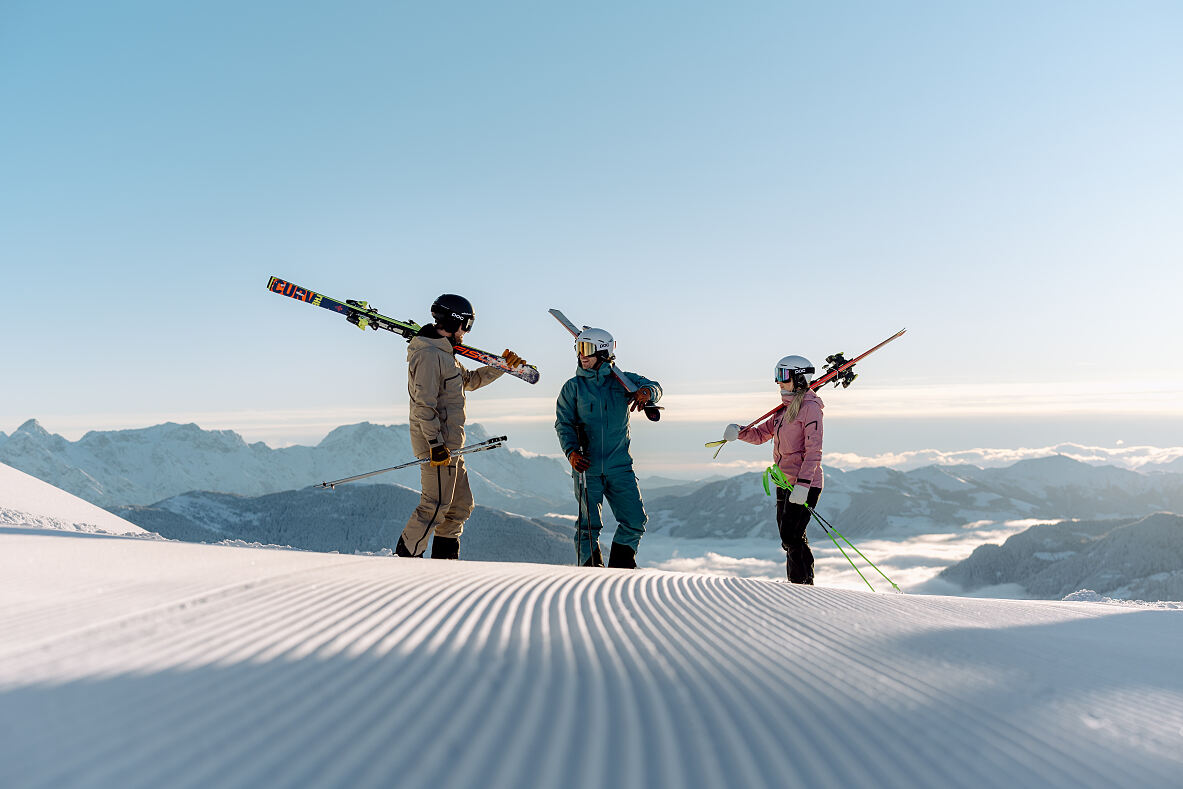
[
  {"x1": 607, "y1": 542, "x2": 637, "y2": 569},
  {"x1": 432, "y1": 536, "x2": 460, "y2": 560},
  {"x1": 394, "y1": 536, "x2": 414, "y2": 557},
  {"x1": 582, "y1": 546, "x2": 604, "y2": 567}
]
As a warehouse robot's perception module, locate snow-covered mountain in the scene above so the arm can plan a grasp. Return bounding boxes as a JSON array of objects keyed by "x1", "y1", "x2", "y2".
[
  {"x1": 637, "y1": 474, "x2": 724, "y2": 499},
  {"x1": 1, "y1": 419, "x2": 573, "y2": 517},
  {"x1": 941, "y1": 512, "x2": 1183, "y2": 600},
  {"x1": 3, "y1": 492, "x2": 1181, "y2": 788},
  {"x1": 0, "y1": 461, "x2": 147, "y2": 536},
  {"x1": 647, "y1": 455, "x2": 1183, "y2": 540},
  {"x1": 112, "y1": 484, "x2": 572, "y2": 564}
]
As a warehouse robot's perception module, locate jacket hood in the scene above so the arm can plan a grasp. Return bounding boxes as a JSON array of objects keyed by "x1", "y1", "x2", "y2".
[{"x1": 408, "y1": 331, "x2": 454, "y2": 354}]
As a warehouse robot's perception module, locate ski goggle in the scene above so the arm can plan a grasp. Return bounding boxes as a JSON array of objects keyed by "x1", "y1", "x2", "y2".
[
  {"x1": 775, "y1": 366, "x2": 814, "y2": 383},
  {"x1": 575, "y1": 340, "x2": 601, "y2": 357},
  {"x1": 444, "y1": 313, "x2": 474, "y2": 332}
]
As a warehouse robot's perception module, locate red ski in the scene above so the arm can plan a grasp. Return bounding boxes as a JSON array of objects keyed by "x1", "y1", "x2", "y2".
[{"x1": 706, "y1": 328, "x2": 906, "y2": 456}]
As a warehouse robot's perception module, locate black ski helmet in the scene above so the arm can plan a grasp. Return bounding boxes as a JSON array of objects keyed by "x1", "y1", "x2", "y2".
[{"x1": 430, "y1": 294, "x2": 475, "y2": 333}]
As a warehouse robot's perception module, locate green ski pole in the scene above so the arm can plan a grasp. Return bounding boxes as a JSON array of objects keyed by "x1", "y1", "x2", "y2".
[{"x1": 761, "y1": 466, "x2": 898, "y2": 592}]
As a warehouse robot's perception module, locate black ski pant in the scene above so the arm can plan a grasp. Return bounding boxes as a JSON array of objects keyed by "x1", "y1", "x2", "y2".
[{"x1": 775, "y1": 486, "x2": 820, "y2": 585}]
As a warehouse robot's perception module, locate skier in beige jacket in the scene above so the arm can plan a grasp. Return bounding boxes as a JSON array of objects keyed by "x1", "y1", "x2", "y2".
[{"x1": 395, "y1": 293, "x2": 525, "y2": 559}]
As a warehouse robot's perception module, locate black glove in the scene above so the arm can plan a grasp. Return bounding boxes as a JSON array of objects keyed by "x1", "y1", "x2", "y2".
[{"x1": 429, "y1": 444, "x2": 451, "y2": 467}]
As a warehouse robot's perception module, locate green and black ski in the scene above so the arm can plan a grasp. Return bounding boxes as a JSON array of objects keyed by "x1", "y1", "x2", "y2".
[{"x1": 266, "y1": 276, "x2": 540, "y2": 384}]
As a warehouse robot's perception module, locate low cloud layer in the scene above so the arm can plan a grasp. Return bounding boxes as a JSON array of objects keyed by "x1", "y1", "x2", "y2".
[{"x1": 826, "y1": 443, "x2": 1183, "y2": 472}]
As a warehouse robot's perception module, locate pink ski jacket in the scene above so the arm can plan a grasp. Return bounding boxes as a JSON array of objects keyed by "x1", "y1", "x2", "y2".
[{"x1": 737, "y1": 390, "x2": 824, "y2": 489}]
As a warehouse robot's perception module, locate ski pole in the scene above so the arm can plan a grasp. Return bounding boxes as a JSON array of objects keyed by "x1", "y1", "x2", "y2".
[
  {"x1": 807, "y1": 508, "x2": 901, "y2": 592},
  {"x1": 317, "y1": 436, "x2": 508, "y2": 489},
  {"x1": 761, "y1": 466, "x2": 898, "y2": 592},
  {"x1": 811, "y1": 515, "x2": 875, "y2": 592},
  {"x1": 576, "y1": 469, "x2": 589, "y2": 566},
  {"x1": 763, "y1": 467, "x2": 872, "y2": 590}
]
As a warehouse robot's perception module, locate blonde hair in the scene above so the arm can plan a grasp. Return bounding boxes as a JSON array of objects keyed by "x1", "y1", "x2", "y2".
[{"x1": 786, "y1": 387, "x2": 807, "y2": 421}]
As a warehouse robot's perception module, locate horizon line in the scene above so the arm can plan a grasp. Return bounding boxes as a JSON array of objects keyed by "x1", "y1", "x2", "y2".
[{"x1": 5, "y1": 416, "x2": 1183, "y2": 475}]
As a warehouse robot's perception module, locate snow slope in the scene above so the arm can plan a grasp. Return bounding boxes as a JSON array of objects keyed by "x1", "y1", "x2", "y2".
[
  {"x1": 2, "y1": 530, "x2": 1182, "y2": 788},
  {"x1": 0, "y1": 461, "x2": 147, "y2": 535}
]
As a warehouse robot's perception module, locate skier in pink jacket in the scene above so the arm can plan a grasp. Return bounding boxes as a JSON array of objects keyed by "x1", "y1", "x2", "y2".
[{"x1": 724, "y1": 355, "x2": 823, "y2": 584}]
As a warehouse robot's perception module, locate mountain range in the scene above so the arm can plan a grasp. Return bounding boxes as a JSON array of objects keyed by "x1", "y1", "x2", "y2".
[
  {"x1": 7, "y1": 420, "x2": 1183, "y2": 547},
  {"x1": 941, "y1": 512, "x2": 1183, "y2": 600},
  {"x1": 0, "y1": 419, "x2": 574, "y2": 517},
  {"x1": 647, "y1": 455, "x2": 1183, "y2": 541},
  {"x1": 4, "y1": 418, "x2": 1183, "y2": 600},
  {"x1": 112, "y1": 483, "x2": 572, "y2": 564}
]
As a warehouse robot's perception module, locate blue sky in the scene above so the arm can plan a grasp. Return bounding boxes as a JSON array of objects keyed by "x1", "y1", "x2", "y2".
[{"x1": 2, "y1": 1, "x2": 1181, "y2": 475}]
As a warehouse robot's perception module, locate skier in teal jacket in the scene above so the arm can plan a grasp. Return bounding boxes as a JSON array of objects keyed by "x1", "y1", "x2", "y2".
[{"x1": 555, "y1": 327, "x2": 662, "y2": 568}]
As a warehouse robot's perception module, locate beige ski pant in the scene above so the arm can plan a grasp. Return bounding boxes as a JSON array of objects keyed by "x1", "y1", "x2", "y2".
[{"x1": 399, "y1": 456, "x2": 473, "y2": 556}]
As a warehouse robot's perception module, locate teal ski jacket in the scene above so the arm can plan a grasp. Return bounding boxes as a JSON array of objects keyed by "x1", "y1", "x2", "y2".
[{"x1": 555, "y1": 363, "x2": 662, "y2": 474}]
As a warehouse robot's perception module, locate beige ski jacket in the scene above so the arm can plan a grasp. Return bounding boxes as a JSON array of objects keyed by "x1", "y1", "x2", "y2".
[{"x1": 406, "y1": 328, "x2": 504, "y2": 456}]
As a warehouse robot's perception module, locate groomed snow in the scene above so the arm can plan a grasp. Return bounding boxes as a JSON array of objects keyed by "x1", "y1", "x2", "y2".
[
  {"x1": 0, "y1": 461, "x2": 147, "y2": 535},
  {"x1": 2, "y1": 529, "x2": 1181, "y2": 789}
]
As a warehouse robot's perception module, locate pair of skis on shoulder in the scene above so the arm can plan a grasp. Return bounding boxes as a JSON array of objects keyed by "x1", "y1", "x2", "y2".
[
  {"x1": 266, "y1": 276, "x2": 540, "y2": 384},
  {"x1": 705, "y1": 328, "x2": 906, "y2": 458},
  {"x1": 267, "y1": 276, "x2": 661, "y2": 419},
  {"x1": 547, "y1": 309, "x2": 663, "y2": 422}
]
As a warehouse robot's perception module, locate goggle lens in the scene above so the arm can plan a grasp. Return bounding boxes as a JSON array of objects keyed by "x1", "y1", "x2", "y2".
[
  {"x1": 575, "y1": 340, "x2": 598, "y2": 357},
  {"x1": 776, "y1": 368, "x2": 813, "y2": 383}
]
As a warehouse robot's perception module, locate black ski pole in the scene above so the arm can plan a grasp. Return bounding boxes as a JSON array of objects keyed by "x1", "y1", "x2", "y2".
[{"x1": 576, "y1": 469, "x2": 589, "y2": 566}]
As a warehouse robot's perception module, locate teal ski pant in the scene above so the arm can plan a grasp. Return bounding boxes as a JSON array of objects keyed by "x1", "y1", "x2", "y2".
[{"x1": 574, "y1": 469, "x2": 647, "y2": 564}]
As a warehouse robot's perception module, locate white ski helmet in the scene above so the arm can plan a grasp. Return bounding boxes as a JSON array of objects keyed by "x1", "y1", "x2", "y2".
[
  {"x1": 775, "y1": 355, "x2": 815, "y2": 385},
  {"x1": 575, "y1": 327, "x2": 616, "y2": 361}
]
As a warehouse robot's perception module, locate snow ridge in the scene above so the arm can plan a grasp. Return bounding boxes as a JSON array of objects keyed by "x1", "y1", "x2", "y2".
[
  {"x1": 0, "y1": 461, "x2": 146, "y2": 535},
  {"x1": 2, "y1": 534, "x2": 1181, "y2": 788}
]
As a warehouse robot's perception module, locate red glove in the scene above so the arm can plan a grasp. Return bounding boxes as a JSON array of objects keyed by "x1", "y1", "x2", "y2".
[
  {"x1": 628, "y1": 387, "x2": 652, "y2": 413},
  {"x1": 568, "y1": 451, "x2": 591, "y2": 472}
]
